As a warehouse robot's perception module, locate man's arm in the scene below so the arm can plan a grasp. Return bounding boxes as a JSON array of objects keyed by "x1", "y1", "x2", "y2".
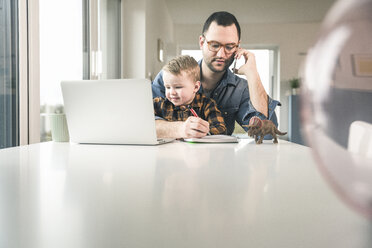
[
  {"x1": 245, "y1": 68, "x2": 268, "y2": 117},
  {"x1": 152, "y1": 71, "x2": 166, "y2": 98},
  {"x1": 156, "y1": 118, "x2": 210, "y2": 139},
  {"x1": 235, "y1": 49, "x2": 268, "y2": 117},
  {"x1": 155, "y1": 120, "x2": 184, "y2": 138}
]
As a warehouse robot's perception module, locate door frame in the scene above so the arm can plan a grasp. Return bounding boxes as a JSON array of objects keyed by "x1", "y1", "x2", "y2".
[{"x1": 19, "y1": 0, "x2": 40, "y2": 145}]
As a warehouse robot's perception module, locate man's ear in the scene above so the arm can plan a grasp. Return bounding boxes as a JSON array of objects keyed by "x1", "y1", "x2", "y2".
[
  {"x1": 199, "y1": 35, "x2": 204, "y2": 49},
  {"x1": 194, "y1": 81, "x2": 201, "y2": 93}
]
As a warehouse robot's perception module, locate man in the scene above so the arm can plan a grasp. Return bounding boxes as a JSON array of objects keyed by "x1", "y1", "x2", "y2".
[{"x1": 152, "y1": 11, "x2": 280, "y2": 138}]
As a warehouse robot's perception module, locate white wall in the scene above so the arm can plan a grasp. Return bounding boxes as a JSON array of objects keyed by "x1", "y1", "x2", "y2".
[
  {"x1": 122, "y1": 0, "x2": 173, "y2": 80},
  {"x1": 173, "y1": 22, "x2": 321, "y2": 134},
  {"x1": 145, "y1": 0, "x2": 174, "y2": 80},
  {"x1": 122, "y1": 0, "x2": 146, "y2": 78}
]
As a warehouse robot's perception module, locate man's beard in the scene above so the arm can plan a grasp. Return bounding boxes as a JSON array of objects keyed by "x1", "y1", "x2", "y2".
[{"x1": 206, "y1": 55, "x2": 235, "y2": 73}]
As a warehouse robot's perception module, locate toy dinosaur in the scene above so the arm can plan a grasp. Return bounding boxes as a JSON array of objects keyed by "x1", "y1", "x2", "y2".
[{"x1": 243, "y1": 116, "x2": 287, "y2": 144}]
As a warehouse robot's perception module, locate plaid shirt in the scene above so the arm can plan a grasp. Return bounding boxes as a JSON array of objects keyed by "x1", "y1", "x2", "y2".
[{"x1": 153, "y1": 93, "x2": 227, "y2": 135}]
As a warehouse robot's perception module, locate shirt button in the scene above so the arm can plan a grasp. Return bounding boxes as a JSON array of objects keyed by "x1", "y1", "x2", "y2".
[
  {"x1": 215, "y1": 93, "x2": 218, "y2": 95},
  {"x1": 224, "y1": 112, "x2": 228, "y2": 115}
]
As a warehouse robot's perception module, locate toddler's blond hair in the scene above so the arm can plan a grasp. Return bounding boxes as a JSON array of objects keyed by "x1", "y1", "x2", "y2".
[{"x1": 162, "y1": 55, "x2": 200, "y2": 82}]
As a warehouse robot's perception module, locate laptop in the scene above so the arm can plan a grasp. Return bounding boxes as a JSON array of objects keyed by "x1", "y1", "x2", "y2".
[{"x1": 61, "y1": 79, "x2": 174, "y2": 145}]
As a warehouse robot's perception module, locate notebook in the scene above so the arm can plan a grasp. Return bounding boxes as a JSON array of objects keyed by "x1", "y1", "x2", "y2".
[
  {"x1": 183, "y1": 135, "x2": 239, "y2": 143},
  {"x1": 60, "y1": 79, "x2": 174, "y2": 145}
]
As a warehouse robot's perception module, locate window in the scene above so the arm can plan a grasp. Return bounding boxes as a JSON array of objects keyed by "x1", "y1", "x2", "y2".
[
  {"x1": 0, "y1": 0, "x2": 19, "y2": 149},
  {"x1": 38, "y1": 0, "x2": 83, "y2": 141},
  {"x1": 181, "y1": 50, "x2": 203, "y2": 62},
  {"x1": 39, "y1": 0, "x2": 84, "y2": 142},
  {"x1": 39, "y1": 0, "x2": 122, "y2": 142}
]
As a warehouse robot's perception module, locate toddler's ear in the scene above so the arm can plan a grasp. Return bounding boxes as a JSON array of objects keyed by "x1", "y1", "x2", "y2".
[{"x1": 194, "y1": 81, "x2": 201, "y2": 93}]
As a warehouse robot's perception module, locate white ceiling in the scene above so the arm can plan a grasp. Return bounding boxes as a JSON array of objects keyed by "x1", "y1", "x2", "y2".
[{"x1": 164, "y1": 0, "x2": 337, "y2": 25}]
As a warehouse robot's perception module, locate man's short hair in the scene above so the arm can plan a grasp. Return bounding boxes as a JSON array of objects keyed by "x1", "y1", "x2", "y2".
[
  {"x1": 202, "y1": 11, "x2": 241, "y2": 40},
  {"x1": 163, "y1": 55, "x2": 200, "y2": 82}
]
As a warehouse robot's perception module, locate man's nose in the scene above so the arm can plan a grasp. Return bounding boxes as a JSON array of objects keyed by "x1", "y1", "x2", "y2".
[{"x1": 216, "y1": 46, "x2": 227, "y2": 57}]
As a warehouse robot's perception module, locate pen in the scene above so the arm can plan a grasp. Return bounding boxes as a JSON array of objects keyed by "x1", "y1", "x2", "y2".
[
  {"x1": 189, "y1": 108, "x2": 211, "y2": 135},
  {"x1": 189, "y1": 108, "x2": 198, "y2": 118}
]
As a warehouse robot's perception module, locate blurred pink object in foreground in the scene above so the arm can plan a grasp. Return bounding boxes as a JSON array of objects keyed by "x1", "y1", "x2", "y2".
[{"x1": 301, "y1": 0, "x2": 372, "y2": 218}]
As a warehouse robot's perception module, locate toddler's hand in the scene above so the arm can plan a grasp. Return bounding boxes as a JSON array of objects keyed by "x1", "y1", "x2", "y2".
[{"x1": 182, "y1": 116, "x2": 209, "y2": 138}]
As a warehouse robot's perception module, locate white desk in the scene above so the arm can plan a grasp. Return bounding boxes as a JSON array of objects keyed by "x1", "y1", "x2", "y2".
[{"x1": 0, "y1": 139, "x2": 371, "y2": 248}]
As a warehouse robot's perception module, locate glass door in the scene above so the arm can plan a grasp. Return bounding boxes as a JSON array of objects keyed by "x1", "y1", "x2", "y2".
[{"x1": 0, "y1": 0, "x2": 19, "y2": 149}]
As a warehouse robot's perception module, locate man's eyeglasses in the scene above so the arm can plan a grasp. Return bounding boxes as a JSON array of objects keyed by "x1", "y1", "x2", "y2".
[{"x1": 203, "y1": 36, "x2": 239, "y2": 54}]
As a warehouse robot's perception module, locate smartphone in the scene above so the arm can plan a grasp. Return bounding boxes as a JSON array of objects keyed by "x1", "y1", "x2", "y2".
[
  {"x1": 232, "y1": 58, "x2": 237, "y2": 74},
  {"x1": 230, "y1": 56, "x2": 245, "y2": 74}
]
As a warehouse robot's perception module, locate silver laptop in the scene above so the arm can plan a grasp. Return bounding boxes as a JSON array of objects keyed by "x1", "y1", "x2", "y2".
[{"x1": 61, "y1": 79, "x2": 174, "y2": 145}]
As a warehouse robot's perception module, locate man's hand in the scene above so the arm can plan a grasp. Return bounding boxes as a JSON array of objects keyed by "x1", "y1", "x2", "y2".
[
  {"x1": 234, "y1": 48, "x2": 258, "y2": 75},
  {"x1": 182, "y1": 116, "x2": 209, "y2": 138},
  {"x1": 233, "y1": 48, "x2": 268, "y2": 117}
]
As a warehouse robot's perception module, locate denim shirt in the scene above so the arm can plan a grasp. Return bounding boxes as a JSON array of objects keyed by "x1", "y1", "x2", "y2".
[{"x1": 151, "y1": 60, "x2": 281, "y2": 136}]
